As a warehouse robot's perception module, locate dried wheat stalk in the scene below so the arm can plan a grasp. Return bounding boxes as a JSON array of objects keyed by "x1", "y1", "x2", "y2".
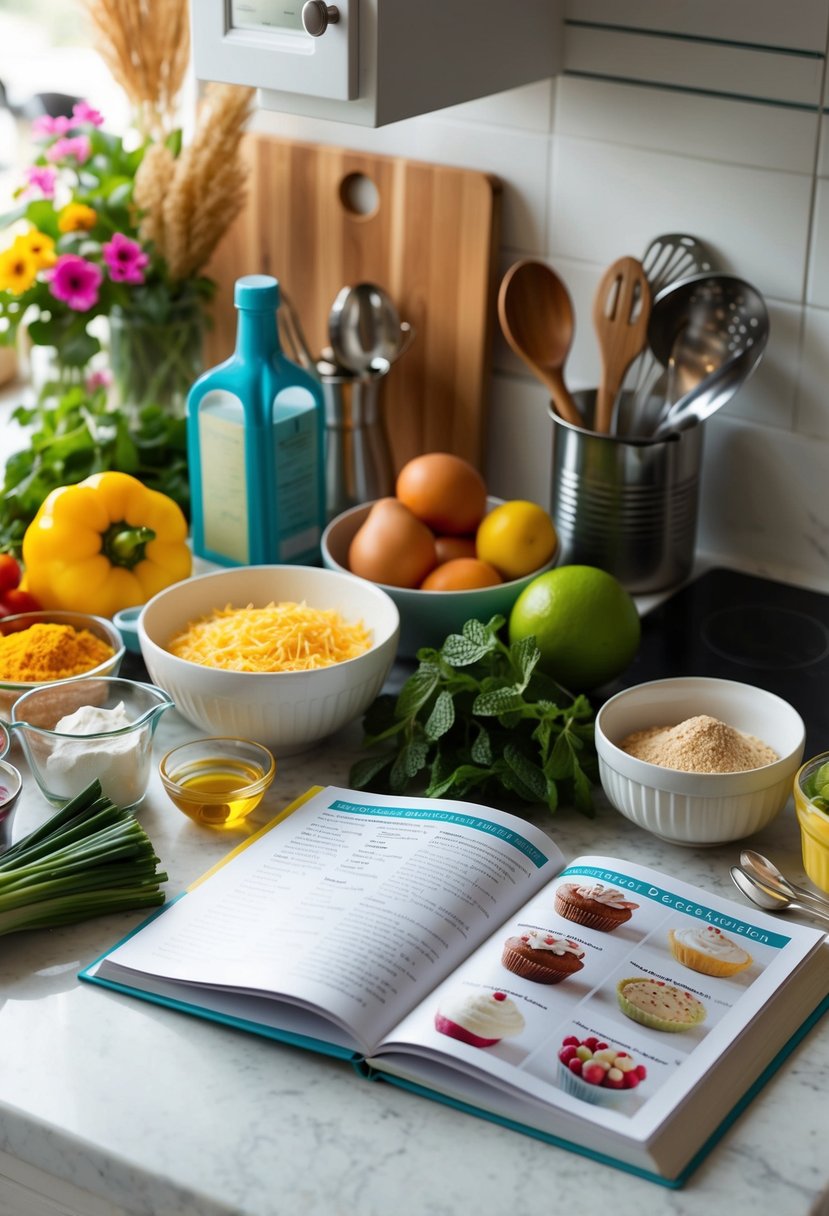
[
  {"x1": 82, "y1": 0, "x2": 191, "y2": 137},
  {"x1": 134, "y1": 82, "x2": 255, "y2": 283}
]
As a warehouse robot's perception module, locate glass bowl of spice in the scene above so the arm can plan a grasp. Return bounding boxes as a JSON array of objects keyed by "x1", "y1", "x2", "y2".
[
  {"x1": 595, "y1": 677, "x2": 806, "y2": 846},
  {"x1": 8, "y1": 675, "x2": 174, "y2": 809},
  {"x1": 0, "y1": 610, "x2": 125, "y2": 717},
  {"x1": 159, "y1": 737, "x2": 276, "y2": 830}
]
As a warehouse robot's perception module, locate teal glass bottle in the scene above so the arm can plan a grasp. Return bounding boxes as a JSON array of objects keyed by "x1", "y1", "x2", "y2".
[{"x1": 187, "y1": 275, "x2": 325, "y2": 567}]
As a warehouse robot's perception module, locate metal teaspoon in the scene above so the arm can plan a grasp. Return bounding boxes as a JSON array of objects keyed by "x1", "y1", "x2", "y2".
[
  {"x1": 730, "y1": 866, "x2": 829, "y2": 928},
  {"x1": 739, "y1": 849, "x2": 829, "y2": 914}
]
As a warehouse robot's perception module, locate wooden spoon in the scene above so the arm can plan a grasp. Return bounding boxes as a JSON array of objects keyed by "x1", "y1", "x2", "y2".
[
  {"x1": 592, "y1": 256, "x2": 651, "y2": 433},
  {"x1": 497, "y1": 259, "x2": 583, "y2": 426}
]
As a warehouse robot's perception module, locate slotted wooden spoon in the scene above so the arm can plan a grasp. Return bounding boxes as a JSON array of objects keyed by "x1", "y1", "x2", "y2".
[
  {"x1": 592, "y1": 256, "x2": 651, "y2": 433},
  {"x1": 497, "y1": 259, "x2": 583, "y2": 426}
]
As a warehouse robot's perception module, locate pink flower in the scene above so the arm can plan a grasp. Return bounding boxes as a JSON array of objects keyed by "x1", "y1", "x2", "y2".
[
  {"x1": 24, "y1": 165, "x2": 57, "y2": 197},
  {"x1": 47, "y1": 254, "x2": 103, "y2": 311},
  {"x1": 31, "y1": 114, "x2": 72, "y2": 138},
  {"x1": 71, "y1": 101, "x2": 104, "y2": 127},
  {"x1": 45, "y1": 134, "x2": 91, "y2": 165},
  {"x1": 102, "y1": 232, "x2": 149, "y2": 285},
  {"x1": 85, "y1": 368, "x2": 113, "y2": 392}
]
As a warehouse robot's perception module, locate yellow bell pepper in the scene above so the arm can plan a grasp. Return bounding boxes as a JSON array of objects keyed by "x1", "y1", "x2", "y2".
[{"x1": 22, "y1": 471, "x2": 192, "y2": 618}]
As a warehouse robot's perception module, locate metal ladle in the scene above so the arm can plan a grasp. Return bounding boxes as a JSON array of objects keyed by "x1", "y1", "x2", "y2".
[
  {"x1": 328, "y1": 283, "x2": 407, "y2": 374},
  {"x1": 730, "y1": 865, "x2": 829, "y2": 928},
  {"x1": 650, "y1": 342, "x2": 764, "y2": 440},
  {"x1": 644, "y1": 272, "x2": 769, "y2": 438},
  {"x1": 739, "y1": 849, "x2": 829, "y2": 915}
]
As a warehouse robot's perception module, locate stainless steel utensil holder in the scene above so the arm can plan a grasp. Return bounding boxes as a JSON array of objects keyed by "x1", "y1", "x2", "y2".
[
  {"x1": 550, "y1": 389, "x2": 704, "y2": 593},
  {"x1": 322, "y1": 364, "x2": 394, "y2": 520}
]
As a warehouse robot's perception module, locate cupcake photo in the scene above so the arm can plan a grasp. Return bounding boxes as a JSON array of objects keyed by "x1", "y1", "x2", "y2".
[
  {"x1": 554, "y1": 881, "x2": 639, "y2": 933},
  {"x1": 616, "y1": 977, "x2": 707, "y2": 1033},
  {"x1": 668, "y1": 925, "x2": 753, "y2": 978},
  {"x1": 501, "y1": 930, "x2": 585, "y2": 985},
  {"x1": 434, "y1": 989, "x2": 525, "y2": 1048}
]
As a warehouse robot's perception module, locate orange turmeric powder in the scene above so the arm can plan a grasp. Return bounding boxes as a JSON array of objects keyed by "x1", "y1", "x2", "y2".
[{"x1": 0, "y1": 623, "x2": 115, "y2": 682}]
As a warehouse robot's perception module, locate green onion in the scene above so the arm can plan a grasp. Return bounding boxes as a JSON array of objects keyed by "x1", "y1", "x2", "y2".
[{"x1": 0, "y1": 779, "x2": 168, "y2": 935}]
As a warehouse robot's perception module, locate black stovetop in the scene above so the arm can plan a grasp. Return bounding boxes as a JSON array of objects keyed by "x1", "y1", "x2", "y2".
[{"x1": 605, "y1": 567, "x2": 829, "y2": 758}]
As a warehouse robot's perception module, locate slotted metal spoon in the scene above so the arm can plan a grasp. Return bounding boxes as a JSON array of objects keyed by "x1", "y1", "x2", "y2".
[
  {"x1": 647, "y1": 272, "x2": 769, "y2": 437},
  {"x1": 614, "y1": 233, "x2": 717, "y2": 435}
]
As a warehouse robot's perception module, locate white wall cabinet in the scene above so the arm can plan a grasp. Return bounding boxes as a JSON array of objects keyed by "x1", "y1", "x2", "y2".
[{"x1": 193, "y1": 0, "x2": 563, "y2": 127}]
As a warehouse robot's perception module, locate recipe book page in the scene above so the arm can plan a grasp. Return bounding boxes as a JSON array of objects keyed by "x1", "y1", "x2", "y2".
[
  {"x1": 369, "y1": 856, "x2": 827, "y2": 1138},
  {"x1": 91, "y1": 786, "x2": 565, "y2": 1053}
]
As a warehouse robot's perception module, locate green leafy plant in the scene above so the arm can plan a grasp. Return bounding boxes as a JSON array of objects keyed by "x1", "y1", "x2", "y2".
[
  {"x1": 0, "y1": 378, "x2": 189, "y2": 557},
  {"x1": 349, "y1": 616, "x2": 598, "y2": 816}
]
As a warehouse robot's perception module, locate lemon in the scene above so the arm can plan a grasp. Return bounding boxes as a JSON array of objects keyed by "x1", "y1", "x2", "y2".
[
  {"x1": 508, "y1": 565, "x2": 640, "y2": 690},
  {"x1": 475, "y1": 500, "x2": 558, "y2": 580}
]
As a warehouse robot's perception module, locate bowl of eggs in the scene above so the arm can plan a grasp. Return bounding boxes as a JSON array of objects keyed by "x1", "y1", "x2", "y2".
[
  {"x1": 138, "y1": 564, "x2": 400, "y2": 755},
  {"x1": 321, "y1": 453, "x2": 559, "y2": 656}
]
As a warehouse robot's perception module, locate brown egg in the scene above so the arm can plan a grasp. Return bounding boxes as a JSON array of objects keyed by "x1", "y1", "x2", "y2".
[
  {"x1": 348, "y1": 498, "x2": 438, "y2": 588},
  {"x1": 434, "y1": 535, "x2": 477, "y2": 564},
  {"x1": 396, "y1": 452, "x2": 487, "y2": 535},
  {"x1": 420, "y1": 558, "x2": 503, "y2": 591}
]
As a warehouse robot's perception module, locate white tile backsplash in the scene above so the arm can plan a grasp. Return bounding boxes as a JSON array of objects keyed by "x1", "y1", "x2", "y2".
[
  {"x1": 555, "y1": 77, "x2": 821, "y2": 175},
  {"x1": 549, "y1": 134, "x2": 813, "y2": 303},
  {"x1": 565, "y1": 0, "x2": 829, "y2": 51},
  {"x1": 252, "y1": 6, "x2": 829, "y2": 587},
  {"x1": 564, "y1": 26, "x2": 825, "y2": 108}
]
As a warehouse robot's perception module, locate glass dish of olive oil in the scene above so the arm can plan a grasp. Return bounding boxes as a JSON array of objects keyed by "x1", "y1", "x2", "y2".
[{"x1": 159, "y1": 737, "x2": 276, "y2": 829}]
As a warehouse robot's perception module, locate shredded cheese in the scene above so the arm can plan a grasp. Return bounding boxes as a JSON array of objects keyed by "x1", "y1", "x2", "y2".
[{"x1": 167, "y1": 601, "x2": 373, "y2": 672}]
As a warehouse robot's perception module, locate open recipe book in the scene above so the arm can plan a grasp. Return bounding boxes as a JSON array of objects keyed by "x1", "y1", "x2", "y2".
[{"x1": 80, "y1": 786, "x2": 829, "y2": 1187}]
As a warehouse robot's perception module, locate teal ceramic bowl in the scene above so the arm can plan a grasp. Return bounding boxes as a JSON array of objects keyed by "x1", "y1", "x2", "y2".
[{"x1": 321, "y1": 498, "x2": 557, "y2": 657}]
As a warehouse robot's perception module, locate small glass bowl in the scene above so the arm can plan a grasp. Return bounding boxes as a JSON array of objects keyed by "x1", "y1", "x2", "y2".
[
  {"x1": 794, "y1": 751, "x2": 829, "y2": 894},
  {"x1": 10, "y1": 676, "x2": 174, "y2": 809},
  {"x1": 159, "y1": 737, "x2": 277, "y2": 830},
  {"x1": 0, "y1": 610, "x2": 125, "y2": 717},
  {"x1": 0, "y1": 759, "x2": 23, "y2": 852}
]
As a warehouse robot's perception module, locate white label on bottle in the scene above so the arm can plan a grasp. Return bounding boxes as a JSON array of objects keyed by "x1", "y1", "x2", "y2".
[
  {"x1": 273, "y1": 386, "x2": 321, "y2": 560},
  {"x1": 198, "y1": 390, "x2": 249, "y2": 564}
]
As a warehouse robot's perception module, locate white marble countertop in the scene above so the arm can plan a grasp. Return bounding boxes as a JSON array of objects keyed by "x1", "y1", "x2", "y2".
[{"x1": 1, "y1": 661, "x2": 828, "y2": 1216}]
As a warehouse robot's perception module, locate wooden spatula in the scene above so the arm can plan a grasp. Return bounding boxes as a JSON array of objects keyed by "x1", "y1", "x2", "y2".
[{"x1": 592, "y1": 257, "x2": 651, "y2": 433}]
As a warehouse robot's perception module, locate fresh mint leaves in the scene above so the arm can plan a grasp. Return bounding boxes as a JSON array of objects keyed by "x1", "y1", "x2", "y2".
[{"x1": 349, "y1": 616, "x2": 597, "y2": 815}]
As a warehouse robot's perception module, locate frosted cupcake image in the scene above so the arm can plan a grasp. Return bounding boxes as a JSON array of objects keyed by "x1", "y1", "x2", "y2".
[
  {"x1": 555, "y1": 881, "x2": 639, "y2": 932},
  {"x1": 501, "y1": 930, "x2": 585, "y2": 984},
  {"x1": 434, "y1": 989, "x2": 525, "y2": 1048},
  {"x1": 668, "y1": 925, "x2": 753, "y2": 978}
]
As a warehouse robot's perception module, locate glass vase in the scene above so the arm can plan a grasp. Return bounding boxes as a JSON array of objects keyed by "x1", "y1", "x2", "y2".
[{"x1": 108, "y1": 300, "x2": 205, "y2": 417}]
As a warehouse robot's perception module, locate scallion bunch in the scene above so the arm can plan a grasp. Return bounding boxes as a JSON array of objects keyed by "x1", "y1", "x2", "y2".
[{"x1": 0, "y1": 779, "x2": 167, "y2": 935}]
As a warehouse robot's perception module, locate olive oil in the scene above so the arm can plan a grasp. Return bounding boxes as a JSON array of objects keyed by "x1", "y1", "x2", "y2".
[{"x1": 171, "y1": 759, "x2": 267, "y2": 828}]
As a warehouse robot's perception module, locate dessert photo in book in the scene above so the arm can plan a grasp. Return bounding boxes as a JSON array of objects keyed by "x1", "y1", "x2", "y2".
[{"x1": 79, "y1": 785, "x2": 829, "y2": 1187}]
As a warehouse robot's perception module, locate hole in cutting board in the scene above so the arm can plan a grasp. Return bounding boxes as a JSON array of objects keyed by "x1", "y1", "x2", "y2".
[{"x1": 339, "y1": 172, "x2": 379, "y2": 218}]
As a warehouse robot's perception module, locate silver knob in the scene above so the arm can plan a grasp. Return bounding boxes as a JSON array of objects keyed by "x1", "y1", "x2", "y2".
[{"x1": 302, "y1": 1, "x2": 340, "y2": 37}]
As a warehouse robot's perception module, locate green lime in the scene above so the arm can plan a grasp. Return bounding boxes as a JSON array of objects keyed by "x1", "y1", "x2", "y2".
[{"x1": 508, "y1": 565, "x2": 640, "y2": 691}]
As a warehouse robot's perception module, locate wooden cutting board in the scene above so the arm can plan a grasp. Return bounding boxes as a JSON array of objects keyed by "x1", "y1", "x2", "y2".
[{"x1": 203, "y1": 134, "x2": 502, "y2": 471}]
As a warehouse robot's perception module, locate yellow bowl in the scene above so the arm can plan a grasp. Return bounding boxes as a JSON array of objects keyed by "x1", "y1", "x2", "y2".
[
  {"x1": 159, "y1": 736, "x2": 277, "y2": 830},
  {"x1": 793, "y1": 751, "x2": 829, "y2": 894}
]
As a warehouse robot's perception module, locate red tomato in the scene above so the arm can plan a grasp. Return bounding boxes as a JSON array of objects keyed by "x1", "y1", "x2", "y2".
[
  {"x1": 0, "y1": 554, "x2": 21, "y2": 593},
  {"x1": 0, "y1": 588, "x2": 42, "y2": 621}
]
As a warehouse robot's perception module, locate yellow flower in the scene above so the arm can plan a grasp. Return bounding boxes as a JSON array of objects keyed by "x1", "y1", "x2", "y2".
[
  {"x1": 0, "y1": 238, "x2": 38, "y2": 294},
  {"x1": 58, "y1": 203, "x2": 97, "y2": 233},
  {"x1": 19, "y1": 228, "x2": 56, "y2": 269}
]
